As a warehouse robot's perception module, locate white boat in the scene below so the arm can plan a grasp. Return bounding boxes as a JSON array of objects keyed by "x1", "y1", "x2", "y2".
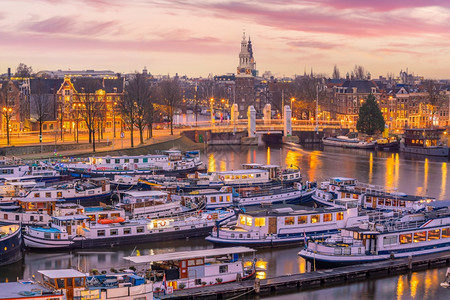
[
  {"x1": 313, "y1": 177, "x2": 435, "y2": 212},
  {"x1": 24, "y1": 209, "x2": 235, "y2": 249},
  {"x1": 124, "y1": 247, "x2": 256, "y2": 291},
  {"x1": 299, "y1": 207, "x2": 450, "y2": 266},
  {"x1": 172, "y1": 188, "x2": 234, "y2": 210},
  {"x1": 61, "y1": 151, "x2": 199, "y2": 178},
  {"x1": 323, "y1": 136, "x2": 375, "y2": 149},
  {"x1": 206, "y1": 204, "x2": 366, "y2": 247},
  {"x1": 0, "y1": 268, "x2": 153, "y2": 300},
  {"x1": 116, "y1": 190, "x2": 202, "y2": 219}
]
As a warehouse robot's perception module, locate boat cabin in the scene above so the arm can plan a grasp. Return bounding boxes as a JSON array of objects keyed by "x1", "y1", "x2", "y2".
[
  {"x1": 403, "y1": 128, "x2": 445, "y2": 148},
  {"x1": 172, "y1": 188, "x2": 234, "y2": 209},
  {"x1": 124, "y1": 247, "x2": 255, "y2": 291}
]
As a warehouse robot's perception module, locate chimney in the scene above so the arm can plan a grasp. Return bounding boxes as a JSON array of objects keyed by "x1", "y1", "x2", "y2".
[{"x1": 7, "y1": 68, "x2": 11, "y2": 79}]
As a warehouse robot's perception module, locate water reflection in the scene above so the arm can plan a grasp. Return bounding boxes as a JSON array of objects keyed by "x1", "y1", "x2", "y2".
[{"x1": 440, "y1": 163, "x2": 447, "y2": 200}]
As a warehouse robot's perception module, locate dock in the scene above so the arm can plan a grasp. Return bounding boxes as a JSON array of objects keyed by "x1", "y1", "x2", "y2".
[{"x1": 157, "y1": 251, "x2": 450, "y2": 299}]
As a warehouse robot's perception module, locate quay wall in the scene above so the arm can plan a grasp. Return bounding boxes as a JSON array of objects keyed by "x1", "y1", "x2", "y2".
[{"x1": 0, "y1": 141, "x2": 112, "y2": 156}]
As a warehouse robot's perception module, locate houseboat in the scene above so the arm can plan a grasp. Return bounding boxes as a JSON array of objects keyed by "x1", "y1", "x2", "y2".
[
  {"x1": 400, "y1": 128, "x2": 449, "y2": 156},
  {"x1": 0, "y1": 224, "x2": 22, "y2": 267},
  {"x1": 205, "y1": 204, "x2": 366, "y2": 247},
  {"x1": 115, "y1": 190, "x2": 202, "y2": 219},
  {"x1": 61, "y1": 152, "x2": 199, "y2": 178},
  {"x1": 0, "y1": 269, "x2": 153, "y2": 300},
  {"x1": 299, "y1": 206, "x2": 450, "y2": 266},
  {"x1": 124, "y1": 247, "x2": 256, "y2": 291},
  {"x1": 375, "y1": 137, "x2": 399, "y2": 151},
  {"x1": 0, "y1": 164, "x2": 30, "y2": 180},
  {"x1": 172, "y1": 188, "x2": 235, "y2": 210},
  {"x1": 322, "y1": 136, "x2": 376, "y2": 149},
  {"x1": 23, "y1": 178, "x2": 111, "y2": 206},
  {"x1": 313, "y1": 177, "x2": 435, "y2": 212},
  {"x1": 24, "y1": 209, "x2": 235, "y2": 249}
]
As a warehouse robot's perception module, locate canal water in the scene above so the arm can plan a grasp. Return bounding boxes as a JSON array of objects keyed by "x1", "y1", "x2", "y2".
[{"x1": 1, "y1": 144, "x2": 449, "y2": 299}]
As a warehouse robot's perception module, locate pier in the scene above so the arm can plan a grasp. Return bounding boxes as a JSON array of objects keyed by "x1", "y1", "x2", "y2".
[{"x1": 158, "y1": 251, "x2": 450, "y2": 299}]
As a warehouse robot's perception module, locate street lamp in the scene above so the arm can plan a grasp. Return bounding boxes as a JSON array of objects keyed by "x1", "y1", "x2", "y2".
[
  {"x1": 290, "y1": 97, "x2": 295, "y2": 120},
  {"x1": 113, "y1": 101, "x2": 117, "y2": 138},
  {"x1": 2, "y1": 107, "x2": 13, "y2": 146},
  {"x1": 210, "y1": 97, "x2": 215, "y2": 125}
]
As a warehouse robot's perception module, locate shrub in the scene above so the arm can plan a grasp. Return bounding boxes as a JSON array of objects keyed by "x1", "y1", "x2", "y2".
[{"x1": 179, "y1": 283, "x2": 186, "y2": 289}]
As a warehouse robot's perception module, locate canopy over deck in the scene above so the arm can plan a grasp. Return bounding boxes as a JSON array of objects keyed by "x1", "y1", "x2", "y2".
[
  {"x1": 39, "y1": 269, "x2": 86, "y2": 279},
  {"x1": 124, "y1": 247, "x2": 256, "y2": 264}
]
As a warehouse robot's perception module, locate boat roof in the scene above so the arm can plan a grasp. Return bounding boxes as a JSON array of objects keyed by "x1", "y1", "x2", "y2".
[
  {"x1": 39, "y1": 269, "x2": 86, "y2": 279},
  {"x1": 241, "y1": 204, "x2": 346, "y2": 217},
  {"x1": 122, "y1": 190, "x2": 167, "y2": 197},
  {"x1": 330, "y1": 177, "x2": 357, "y2": 182},
  {"x1": 18, "y1": 198, "x2": 65, "y2": 203},
  {"x1": 5, "y1": 181, "x2": 37, "y2": 186},
  {"x1": 51, "y1": 215, "x2": 89, "y2": 221},
  {"x1": 218, "y1": 169, "x2": 267, "y2": 175},
  {"x1": 124, "y1": 247, "x2": 256, "y2": 264},
  {"x1": 189, "y1": 189, "x2": 224, "y2": 195},
  {"x1": 0, "y1": 282, "x2": 59, "y2": 299}
]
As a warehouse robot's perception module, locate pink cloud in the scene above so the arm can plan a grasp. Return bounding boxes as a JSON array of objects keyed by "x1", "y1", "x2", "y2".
[
  {"x1": 315, "y1": 0, "x2": 450, "y2": 12},
  {"x1": 286, "y1": 40, "x2": 337, "y2": 50}
]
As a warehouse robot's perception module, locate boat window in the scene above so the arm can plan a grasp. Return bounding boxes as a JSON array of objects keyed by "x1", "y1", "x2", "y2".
[
  {"x1": 115, "y1": 159, "x2": 120, "y2": 164},
  {"x1": 352, "y1": 194, "x2": 358, "y2": 199},
  {"x1": 124, "y1": 159, "x2": 129, "y2": 163},
  {"x1": 188, "y1": 259, "x2": 195, "y2": 266},
  {"x1": 87, "y1": 215, "x2": 95, "y2": 221},
  {"x1": 134, "y1": 159, "x2": 139, "y2": 163},
  {"x1": 3, "y1": 214, "x2": 7, "y2": 220},
  {"x1": 57, "y1": 192, "x2": 62, "y2": 198},
  {"x1": 219, "y1": 265, "x2": 228, "y2": 273},
  {"x1": 225, "y1": 175, "x2": 230, "y2": 180},
  {"x1": 211, "y1": 197, "x2": 216, "y2": 203},
  {"x1": 378, "y1": 198, "x2": 384, "y2": 206},
  {"x1": 298, "y1": 216, "x2": 307, "y2": 224},
  {"x1": 428, "y1": 229, "x2": 440, "y2": 240},
  {"x1": 44, "y1": 232, "x2": 51, "y2": 239},
  {"x1": 310, "y1": 215, "x2": 320, "y2": 224},
  {"x1": 399, "y1": 233, "x2": 412, "y2": 244},
  {"x1": 284, "y1": 217, "x2": 295, "y2": 225},
  {"x1": 34, "y1": 193, "x2": 40, "y2": 198},
  {"x1": 383, "y1": 235, "x2": 397, "y2": 246},
  {"x1": 56, "y1": 278, "x2": 65, "y2": 289},
  {"x1": 399, "y1": 201, "x2": 405, "y2": 207},
  {"x1": 240, "y1": 215, "x2": 246, "y2": 225},
  {"x1": 255, "y1": 218, "x2": 265, "y2": 227},
  {"x1": 74, "y1": 277, "x2": 84, "y2": 288},
  {"x1": 137, "y1": 226, "x2": 144, "y2": 233},
  {"x1": 219, "y1": 196, "x2": 223, "y2": 202},
  {"x1": 111, "y1": 213, "x2": 120, "y2": 218},
  {"x1": 15, "y1": 215, "x2": 19, "y2": 221},
  {"x1": 181, "y1": 261, "x2": 186, "y2": 268},
  {"x1": 106, "y1": 159, "x2": 110, "y2": 164},
  {"x1": 246, "y1": 217, "x2": 253, "y2": 226},
  {"x1": 196, "y1": 258, "x2": 204, "y2": 265},
  {"x1": 46, "y1": 192, "x2": 51, "y2": 198},
  {"x1": 97, "y1": 230, "x2": 105, "y2": 237},
  {"x1": 385, "y1": 199, "x2": 392, "y2": 206},
  {"x1": 413, "y1": 231, "x2": 426, "y2": 243},
  {"x1": 256, "y1": 174, "x2": 261, "y2": 178},
  {"x1": 123, "y1": 228, "x2": 131, "y2": 235},
  {"x1": 442, "y1": 228, "x2": 450, "y2": 238},
  {"x1": 226, "y1": 196, "x2": 231, "y2": 202},
  {"x1": 110, "y1": 229, "x2": 118, "y2": 236},
  {"x1": 242, "y1": 175, "x2": 248, "y2": 179},
  {"x1": 143, "y1": 158, "x2": 148, "y2": 163},
  {"x1": 323, "y1": 213, "x2": 332, "y2": 222},
  {"x1": 392, "y1": 200, "x2": 398, "y2": 206},
  {"x1": 346, "y1": 193, "x2": 350, "y2": 198}
]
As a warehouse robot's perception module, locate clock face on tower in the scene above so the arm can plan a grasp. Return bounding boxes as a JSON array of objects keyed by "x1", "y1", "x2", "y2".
[{"x1": 245, "y1": 68, "x2": 251, "y2": 74}]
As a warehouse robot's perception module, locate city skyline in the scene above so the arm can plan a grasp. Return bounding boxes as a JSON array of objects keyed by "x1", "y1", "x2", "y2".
[{"x1": 1, "y1": 0, "x2": 450, "y2": 78}]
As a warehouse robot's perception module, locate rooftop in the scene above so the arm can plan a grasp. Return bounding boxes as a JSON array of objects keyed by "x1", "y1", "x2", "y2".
[{"x1": 39, "y1": 269, "x2": 86, "y2": 279}]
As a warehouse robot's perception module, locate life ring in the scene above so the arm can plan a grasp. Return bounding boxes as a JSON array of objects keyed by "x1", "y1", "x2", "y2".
[
  {"x1": 331, "y1": 186, "x2": 336, "y2": 191},
  {"x1": 206, "y1": 215, "x2": 213, "y2": 220},
  {"x1": 160, "y1": 220, "x2": 167, "y2": 226},
  {"x1": 220, "y1": 176, "x2": 225, "y2": 181}
]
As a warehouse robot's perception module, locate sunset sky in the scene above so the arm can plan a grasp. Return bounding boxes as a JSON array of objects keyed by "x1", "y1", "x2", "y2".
[{"x1": 1, "y1": 0, "x2": 449, "y2": 79}]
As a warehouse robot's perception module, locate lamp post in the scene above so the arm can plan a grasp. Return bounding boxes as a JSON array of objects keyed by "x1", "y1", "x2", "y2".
[
  {"x1": 2, "y1": 107, "x2": 13, "y2": 146},
  {"x1": 113, "y1": 101, "x2": 117, "y2": 138},
  {"x1": 290, "y1": 97, "x2": 295, "y2": 120},
  {"x1": 210, "y1": 97, "x2": 215, "y2": 125}
]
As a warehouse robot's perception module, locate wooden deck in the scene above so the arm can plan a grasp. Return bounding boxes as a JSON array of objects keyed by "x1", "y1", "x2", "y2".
[{"x1": 157, "y1": 251, "x2": 450, "y2": 299}]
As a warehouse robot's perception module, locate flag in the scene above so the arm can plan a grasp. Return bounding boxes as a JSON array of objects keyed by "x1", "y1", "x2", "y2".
[{"x1": 162, "y1": 273, "x2": 167, "y2": 295}]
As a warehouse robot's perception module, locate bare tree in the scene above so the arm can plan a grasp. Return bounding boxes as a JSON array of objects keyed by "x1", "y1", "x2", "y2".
[
  {"x1": 15, "y1": 63, "x2": 33, "y2": 78},
  {"x1": 75, "y1": 78, "x2": 104, "y2": 152},
  {"x1": 423, "y1": 79, "x2": 446, "y2": 126},
  {"x1": 129, "y1": 74, "x2": 151, "y2": 144},
  {"x1": 353, "y1": 65, "x2": 366, "y2": 80},
  {"x1": 158, "y1": 78, "x2": 182, "y2": 135},
  {"x1": 31, "y1": 79, "x2": 51, "y2": 143},
  {"x1": 332, "y1": 65, "x2": 340, "y2": 79}
]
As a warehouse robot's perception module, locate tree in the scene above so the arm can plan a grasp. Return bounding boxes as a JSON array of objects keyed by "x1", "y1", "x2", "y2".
[
  {"x1": 31, "y1": 79, "x2": 51, "y2": 143},
  {"x1": 15, "y1": 63, "x2": 33, "y2": 78},
  {"x1": 332, "y1": 65, "x2": 340, "y2": 79},
  {"x1": 353, "y1": 65, "x2": 366, "y2": 80},
  {"x1": 128, "y1": 73, "x2": 151, "y2": 144},
  {"x1": 75, "y1": 78, "x2": 104, "y2": 152},
  {"x1": 356, "y1": 94, "x2": 385, "y2": 135},
  {"x1": 158, "y1": 78, "x2": 182, "y2": 135},
  {"x1": 423, "y1": 79, "x2": 446, "y2": 127}
]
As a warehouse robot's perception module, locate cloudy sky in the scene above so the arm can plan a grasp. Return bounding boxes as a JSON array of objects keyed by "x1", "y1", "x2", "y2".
[{"x1": 1, "y1": 0, "x2": 449, "y2": 78}]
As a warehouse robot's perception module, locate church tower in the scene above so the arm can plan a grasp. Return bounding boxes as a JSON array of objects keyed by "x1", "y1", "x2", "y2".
[{"x1": 235, "y1": 32, "x2": 256, "y2": 118}]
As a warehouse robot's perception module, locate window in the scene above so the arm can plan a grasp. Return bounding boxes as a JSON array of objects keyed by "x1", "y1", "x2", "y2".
[
  {"x1": 310, "y1": 215, "x2": 320, "y2": 223},
  {"x1": 399, "y1": 233, "x2": 412, "y2": 244},
  {"x1": 219, "y1": 265, "x2": 228, "y2": 273},
  {"x1": 284, "y1": 217, "x2": 295, "y2": 225},
  {"x1": 255, "y1": 217, "x2": 265, "y2": 227},
  {"x1": 34, "y1": 193, "x2": 40, "y2": 198},
  {"x1": 378, "y1": 198, "x2": 384, "y2": 206},
  {"x1": 413, "y1": 231, "x2": 426, "y2": 243},
  {"x1": 442, "y1": 228, "x2": 450, "y2": 238},
  {"x1": 195, "y1": 258, "x2": 203, "y2": 265},
  {"x1": 105, "y1": 159, "x2": 110, "y2": 164},
  {"x1": 134, "y1": 159, "x2": 139, "y2": 163},
  {"x1": 323, "y1": 213, "x2": 332, "y2": 222},
  {"x1": 219, "y1": 196, "x2": 223, "y2": 202},
  {"x1": 115, "y1": 159, "x2": 120, "y2": 164},
  {"x1": 45, "y1": 192, "x2": 51, "y2": 198},
  {"x1": 211, "y1": 197, "x2": 216, "y2": 203},
  {"x1": 123, "y1": 228, "x2": 131, "y2": 235},
  {"x1": 57, "y1": 278, "x2": 65, "y2": 289},
  {"x1": 44, "y1": 232, "x2": 51, "y2": 239},
  {"x1": 383, "y1": 235, "x2": 397, "y2": 246},
  {"x1": 428, "y1": 229, "x2": 440, "y2": 240},
  {"x1": 240, "y1": 215, "x2": 246, "y2": 225},
  {"x1": 97, "y1": 230, "x2": 105, "y2": 237},
  {"x1": 110, "y1": 229, "x2": 118, "y2": 236},
  {"x1": 57, "y1": 192, "x2": 62, "y2": 197},
  {"x1": 246, "y1": 216, "x2": 252, "y2": 226},
  {"x1": 143, "y1": 158, "x2": 148, "y2": 163},
  {"x1": 298, "y1": 216, "x2": 307, "y2": 224},
  {"x1": 336, "y1": 212, "x2": 344, "y2": 221},
  {"x1": 188, "y1": 259, "x2": 195, "y2": 266},
  {"x1": 226, "y1": 196, "x2": 231, "y2": 202},
  {"x1": 195, "y1": 279, "x2": 202, "y2": 285}
]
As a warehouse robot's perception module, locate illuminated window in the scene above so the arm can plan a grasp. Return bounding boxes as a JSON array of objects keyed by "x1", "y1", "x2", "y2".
[
  {"x1": 442, "y1": 228, "x2": 450, "y2": 238},
  {"x1": 413, "y1": 231, "x2": 426, "y2": 243},
  {"x1": 255, "y1": 218, "x2": 266, "y2": 227},
  {"x1": 366, "y1": 196, "x2": 372, "y2": 203},
  {"x1": 240, "y1": 215, "x2": 246, "y2": 225},
  {"x1": 57, "y1": 192, "x2": 62, "y2": 198},
  {"x1": 378, "y1": 198, "x2": 384, "y2": 206},
  {"x1": 34, "y1": 193, "x2": 40, "y2": 198},
  {"x1": 323, "y1": 213, "x2": 332, "y2": 222},
  {"x1": 298, "y1": 216, "x2": 307, "y2": 224},
  {"x1": 219, "y1": 196, "x2": 223, "y2": 202},
  {"x1": 211, "y1": 197, "x2": 216, "y2": 203},
  {"x1": 336, "y1": 212, "x2": 344, "y2": 220},
  {"x1": 310, "y1": 215, "x2": 320, "y2": 223},
  {"x1": 226, "y1": 196, "x2": 231, "y2": 202},
  {"x1": 246, "y1": 217, "x2": 253, "y2": 226},
  {"x1": 284, "y1": 217, "x2": 295, "y2": 225},
  {"x1": 428, "y1": 229, "x2": 440, "y2": 240},
  {"x1": 385, "y1": 199, "x2": 392, "y2": 206},
  {"x1": 399, "y1": 233, "x2": 412, "y2": 244}
]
